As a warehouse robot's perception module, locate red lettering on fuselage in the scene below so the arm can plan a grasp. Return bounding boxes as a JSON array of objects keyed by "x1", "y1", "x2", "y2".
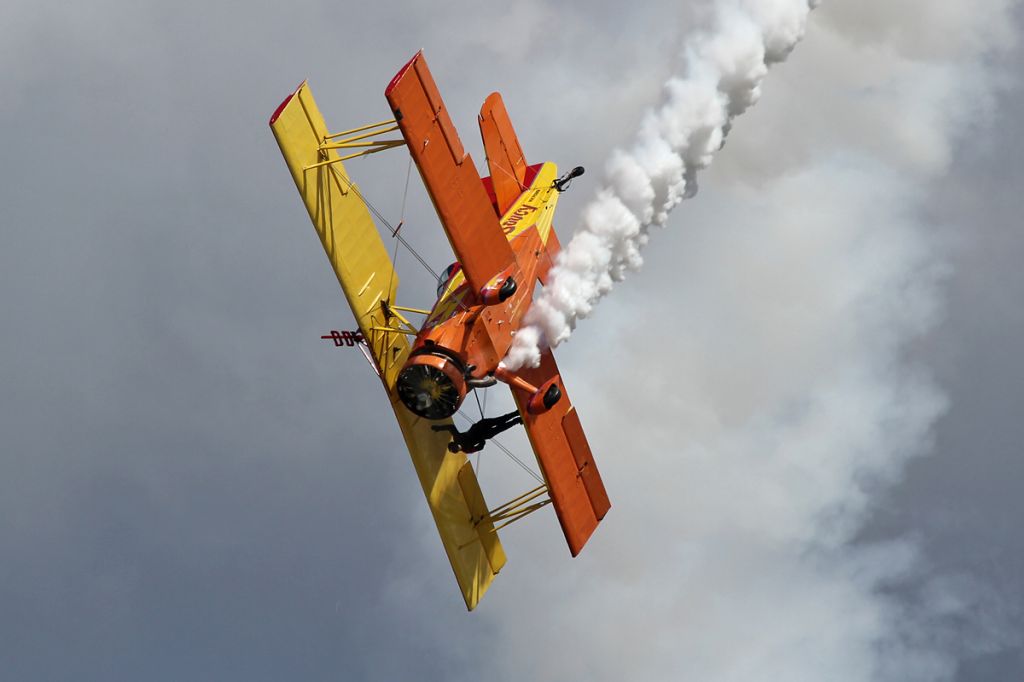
[{"x1": 501, "y1": 204, "x2": 538, "y2": 234}]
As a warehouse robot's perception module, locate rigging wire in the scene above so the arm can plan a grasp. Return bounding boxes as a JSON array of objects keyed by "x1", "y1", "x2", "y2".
[
  {"x1": 329, "y1": 164, "x2": 441, "y2": 281},
  {"x1": 490, "y1": 154, "x2": 528, "y2": 191},
  {"x1": 472, "y1": 388, "x2": 486, "y2": 475},
  {"x1": 473, "y1": 387, "x2": 485, "y2": 419},
  {"x1": 455, "y1": 408, "x2": 544, "y2": 485},
  {"x1": 330, "y1": 161, "x2": 475, "y2": 318},
  {"x1": 384, "y1": 157, "x2": 414, "y2": 303},
  {"x1": 385, "y1": 221, "x2": 402, "y2": 300},
  {"x1": 489, "y1": 435, "x2": 544, "y2": 485},
  {"x1": 399, "y1": 155, "x2": 413, "y2": 220},
  {"x1": 472, "y1": 387, "x2": 487, "y2": 475}
]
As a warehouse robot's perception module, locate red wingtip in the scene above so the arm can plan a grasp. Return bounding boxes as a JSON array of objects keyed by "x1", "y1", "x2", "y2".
[
  {"x1": 385, "y1": 50, "x2": 424, "y2": 97},
  {"x1": 269, "y1": 80, "x2": 306, "y2": 126}
]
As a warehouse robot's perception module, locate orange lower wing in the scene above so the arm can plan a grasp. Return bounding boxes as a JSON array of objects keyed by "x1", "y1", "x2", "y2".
[
  {"x1": 385, "y1": 52, "x2": 514, "y2": 295},
  {"x1": 511, "y1": 351, "x2": 611, "y2": 556}
]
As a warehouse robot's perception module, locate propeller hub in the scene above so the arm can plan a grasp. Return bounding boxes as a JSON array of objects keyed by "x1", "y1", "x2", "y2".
[{"x1": 396, "y1": 351, "x2": 468, "y2": 420}]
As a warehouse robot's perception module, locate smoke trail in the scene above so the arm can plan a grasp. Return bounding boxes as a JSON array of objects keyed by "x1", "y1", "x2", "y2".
[
  {"x1": 503, "y1": 0, "x2": 821, "y2": 370},
  {"x1": 465, "y1": 0, "x2": 1024, "y2": 672}
]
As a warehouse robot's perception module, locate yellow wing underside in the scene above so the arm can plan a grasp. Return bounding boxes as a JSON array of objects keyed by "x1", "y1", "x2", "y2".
[{"x1": 270, "y1": 82, "x2": 505, "y2": 610}]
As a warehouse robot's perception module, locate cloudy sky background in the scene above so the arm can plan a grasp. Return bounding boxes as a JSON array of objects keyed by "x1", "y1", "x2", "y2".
[{"x1": 2, "y1": 1, "x2": 1022, "y2": 680}]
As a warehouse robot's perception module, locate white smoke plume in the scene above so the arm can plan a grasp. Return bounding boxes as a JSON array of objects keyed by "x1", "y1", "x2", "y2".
[
  {"x1": 454, "y1": 1, "x2": 1021, "y2": 680},
  {"x1": 503, "y1": 0, "x2": 821, "y2": 370}
]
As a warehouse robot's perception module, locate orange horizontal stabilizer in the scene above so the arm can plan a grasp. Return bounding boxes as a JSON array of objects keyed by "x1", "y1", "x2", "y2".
[
  {"x1": 385, "y1": 52, "x2": 515, "y2": 295},
  {"x1": 479, "y1": 92, "x2": 528, "y2": 216},
  {"x1": 511, "y1": 351, "x2": 610, "y2": 556}
]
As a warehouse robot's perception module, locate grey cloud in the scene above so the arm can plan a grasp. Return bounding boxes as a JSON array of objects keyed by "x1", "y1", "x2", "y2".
[{"x1": 1, "y1": 1, "x2": 1022, "y2": 681}]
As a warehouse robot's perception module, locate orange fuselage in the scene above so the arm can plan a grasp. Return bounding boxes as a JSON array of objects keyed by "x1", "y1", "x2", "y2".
[{"x1": 394, "y1": 162, "x2": 561, "y2": 418}]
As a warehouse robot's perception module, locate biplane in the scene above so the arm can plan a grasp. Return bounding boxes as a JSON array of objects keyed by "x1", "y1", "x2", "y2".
[{"x1": 269, "y1": 52, "x2": 610, "y2": 610}]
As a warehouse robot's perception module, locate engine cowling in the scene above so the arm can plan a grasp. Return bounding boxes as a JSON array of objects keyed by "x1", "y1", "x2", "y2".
[{"x1": 395, "y1": 350, "x2": 468, "y2": 420}]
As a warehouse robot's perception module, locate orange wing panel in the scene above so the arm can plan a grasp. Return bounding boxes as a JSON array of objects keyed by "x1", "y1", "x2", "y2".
[
  {"x1": 511, "y1": 350, "x2": 610, "y2": 556},
  {"x1": 561, "y1": 407, "x2": 611, "y2": 520},
  {"x1": 385, "y1": 52, "x2": 515, "y2": 295},
  {"x1": 479, "y1": 92, "x2": 528, "y2": 216}
]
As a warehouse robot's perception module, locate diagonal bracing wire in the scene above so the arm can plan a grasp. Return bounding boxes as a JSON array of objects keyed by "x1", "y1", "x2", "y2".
[
  {"x1": 455, "y1": 408, "x2": 543, "y2": 485},
  {"x1": 329, "y1": 163, "x2": 441, "y2": 281},
  {"x1": 384, "y1": 157, "x2": 413, "y2": 303}
]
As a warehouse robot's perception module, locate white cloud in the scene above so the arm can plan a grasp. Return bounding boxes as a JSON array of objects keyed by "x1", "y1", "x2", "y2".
[{"x1": 418, "y1": 1, "x2": 1023, "y2": 680}]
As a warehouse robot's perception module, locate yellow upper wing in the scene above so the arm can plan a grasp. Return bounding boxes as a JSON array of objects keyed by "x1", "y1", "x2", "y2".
[
  {"x1": 269, "y1": 82, "x2": 405, "y2": 385},
  {"x1": 270, "y1": 82, "x2": 505, "y2": 610}
]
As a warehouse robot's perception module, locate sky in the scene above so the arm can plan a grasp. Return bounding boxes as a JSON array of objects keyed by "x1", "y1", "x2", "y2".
[{"x1": 1, "y1": 1, "x2": 1022, "y2": 680}]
